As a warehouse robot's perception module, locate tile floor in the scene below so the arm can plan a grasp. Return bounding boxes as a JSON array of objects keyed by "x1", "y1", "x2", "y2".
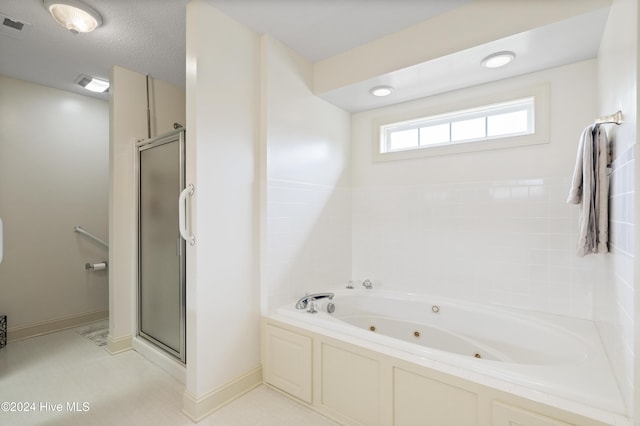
[{"x1": 0, "y1": 324, "x2": 339, "y2": 425}]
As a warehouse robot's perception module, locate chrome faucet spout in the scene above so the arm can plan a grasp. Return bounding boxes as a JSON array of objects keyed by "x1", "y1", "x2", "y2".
[{"x1": 295, "y1": 292, "x2": 334, "y2": 309}]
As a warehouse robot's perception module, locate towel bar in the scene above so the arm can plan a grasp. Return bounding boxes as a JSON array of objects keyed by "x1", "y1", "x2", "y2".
[{"x1": 593, "y1": 110, "x2": 623, "y2": 125}]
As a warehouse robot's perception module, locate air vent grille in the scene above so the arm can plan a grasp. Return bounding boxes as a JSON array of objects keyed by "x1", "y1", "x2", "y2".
[
  {"x1": 3, "y1": 17, "x2": 23, "y2": 31},
  {"x1": 0, "y1": 12, "x2": 30, "y2": 39}
]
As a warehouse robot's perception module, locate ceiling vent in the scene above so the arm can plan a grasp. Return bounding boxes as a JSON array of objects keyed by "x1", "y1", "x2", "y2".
[
  {"x1": 3, "y1": 17, "x2": 23, "y2": 31},
  {"x1": 0, "y1": 12, "x2": 30, "y2": 39}
]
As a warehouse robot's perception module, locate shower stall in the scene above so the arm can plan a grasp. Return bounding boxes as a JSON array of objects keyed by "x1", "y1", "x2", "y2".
[{"x1": 136, "y1": 129, "x2": 186, "y2": 363}]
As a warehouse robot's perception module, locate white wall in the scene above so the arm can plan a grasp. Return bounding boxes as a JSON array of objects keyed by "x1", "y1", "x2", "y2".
[
  {"x1": 0, "y1": 75, "x2": 108, "y2": 338},
  {"x1": 351, "y1": 60, "x2": 602, "y2": 318},
  {"x1": 109, "y1": 66, "x2": 147, "y2": 349},
  {"x1": 184, "y1": 0, "x2": 260, "y2": 419},
  {"x1": 261, "y1": 35, "x2": 351, "y2": 312},
  {"x1": 108, "y1": 66, "x2": 185, "y2": 351},
  {"x1": 596, "y1": 0, "x2": 638, "y2": 416}
]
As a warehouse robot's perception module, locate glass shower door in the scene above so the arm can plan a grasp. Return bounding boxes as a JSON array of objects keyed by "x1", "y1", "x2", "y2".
[{"x1": 137, "y1": 129, "x2": 186, "y2": 363}]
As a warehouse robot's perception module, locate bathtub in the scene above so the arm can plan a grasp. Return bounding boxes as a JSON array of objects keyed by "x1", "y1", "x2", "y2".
[{"x1": 267, "y1": 289, "x2": 628, "y2": 425}]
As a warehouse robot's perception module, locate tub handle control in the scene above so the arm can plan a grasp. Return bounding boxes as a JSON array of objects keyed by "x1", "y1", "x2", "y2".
[
  {"x1": 326, "y1": 302, "x2": 335, "y2": 314},
  {"x1": 307, "y1": 298, "x2": 318, "y2": 314}
]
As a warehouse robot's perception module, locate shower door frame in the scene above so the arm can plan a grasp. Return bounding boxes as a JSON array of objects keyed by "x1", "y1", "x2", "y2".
[{"x1": 136, "y1": 129, "x2": 186, "y2": 363}]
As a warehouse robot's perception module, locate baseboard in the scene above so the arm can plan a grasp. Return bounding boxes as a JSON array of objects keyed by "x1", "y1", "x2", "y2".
[
  {"x1": 7, "y1": 310, "x2": 108, "y2": 342},
  {"x1": 182, "y1": 366, "x2": 263, "y2": 422},
  {"x1": 106, "y1": 334, "x2": 132, "y2": 355}
]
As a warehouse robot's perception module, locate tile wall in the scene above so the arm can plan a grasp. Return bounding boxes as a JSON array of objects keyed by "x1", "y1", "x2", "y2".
[
  {"x1": 352, "y1": 176, "x2": 604, "y2": 319},
  {"x1": 264, "y1": 179, "x2": 351, "y2": 311},
  {"x1": 596, "y1": 145, "x2": 634, "y2": 411}
]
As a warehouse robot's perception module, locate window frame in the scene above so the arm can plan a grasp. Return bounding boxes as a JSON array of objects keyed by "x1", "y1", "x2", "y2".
[{"x1": 373, "y1": 83, "x2": 549, "y2": 161}]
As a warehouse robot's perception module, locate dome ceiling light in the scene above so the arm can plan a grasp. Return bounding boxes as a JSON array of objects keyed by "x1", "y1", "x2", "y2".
[{"x1": 44, "y1": 0, "x2": 102, "y2": 34}]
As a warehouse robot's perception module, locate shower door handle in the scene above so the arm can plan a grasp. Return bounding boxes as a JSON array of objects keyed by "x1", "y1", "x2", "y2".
[{"x1": 178, "y1": 184, "x2": 195, "y2": 246}]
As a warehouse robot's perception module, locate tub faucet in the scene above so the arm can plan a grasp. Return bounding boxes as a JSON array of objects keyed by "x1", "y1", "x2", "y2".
[
  {"x1": 295, "y1": 292, "x2": 334, "y2": 309},
  {"x1": 362, "y1": 279, "x2": 373, "y2": 289}
]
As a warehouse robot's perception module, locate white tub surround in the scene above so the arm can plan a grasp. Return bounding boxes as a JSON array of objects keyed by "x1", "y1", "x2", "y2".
[
  {"x1": 596, "y1": 0, "x2": 637, "y2": 416},
  {"x1": 261, "y1": 35, "x2": 352, "y2": 314},
  {"x1": 262, "y1": 290, "x2": 628, "y2": 426}
]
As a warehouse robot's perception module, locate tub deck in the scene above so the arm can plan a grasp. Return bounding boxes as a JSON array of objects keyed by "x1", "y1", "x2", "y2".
[{"x1": 271, "y1": 290, "x2": 628, "y2": 425}]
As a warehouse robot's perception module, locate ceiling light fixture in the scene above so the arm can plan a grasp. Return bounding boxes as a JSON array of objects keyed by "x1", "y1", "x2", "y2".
[
  {"x1": 43, "y1": 0, "x2": 102, "y2": 34},
  {"x1": 481, "y1": 51, "x2": 516, "y2": 69},
  {"x1": 75, "y1": 74, "x2": 109, "y2": 93},
  {"x1": 370, "y1": 86, "x2": 393, "y2": 97}
]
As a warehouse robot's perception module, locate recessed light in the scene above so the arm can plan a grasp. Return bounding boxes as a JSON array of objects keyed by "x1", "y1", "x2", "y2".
[
  {"x1": 481, "y1": 51, "x2": 516, "y2": 69},
  {"x1": 370, "y1": 86, "x2": 393, "y2": 97},
  {"x1": 44, "y1": 0, "x2": 102, "y2": 34},
  {"x1": 75, "y1": 74, "x2": 109, "y2": 93}
]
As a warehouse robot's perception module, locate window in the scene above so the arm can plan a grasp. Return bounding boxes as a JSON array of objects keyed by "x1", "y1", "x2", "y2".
[
  {"x1": 382, "y1": 97, "x2": 534, "y2": 153},
  {"x1": 373, "y1": 84, "x2": 549, "y2": 161}
]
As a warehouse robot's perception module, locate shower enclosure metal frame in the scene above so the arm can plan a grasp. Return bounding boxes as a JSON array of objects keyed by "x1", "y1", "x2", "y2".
[{"x1": 136, "y1": 129, "x2": 186, "y2": 363}]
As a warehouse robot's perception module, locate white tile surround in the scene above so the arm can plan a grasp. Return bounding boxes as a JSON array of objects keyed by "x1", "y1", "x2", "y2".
[
  {"x1": 265, "y1": 179, "x2": 351, "y2": 311},
  {"x1": 352, "y1": 176, "x2": 602, "y2": 319},
  {"x1": 264, "y1": 171, "x2": 617, "y2": 320},
  {"x1": 596, "y1": 145, "x2": 635, "y2": 412},
  {"x1": 595, "y1": 0, "x2": 638, "y2": 416}
]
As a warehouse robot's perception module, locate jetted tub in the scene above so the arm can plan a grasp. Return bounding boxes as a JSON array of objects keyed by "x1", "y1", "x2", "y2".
[{"x1": 271, "y1": 289, "x2": 627, "y2": 424}]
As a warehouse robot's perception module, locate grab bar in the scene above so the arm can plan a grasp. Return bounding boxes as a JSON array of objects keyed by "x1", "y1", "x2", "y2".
[
  {"x1": 73, "y1": 226, "x2": 108, "y2": 249},
  {"x1": 178, "y1": 184, "x2": 196, "y2": 246}
]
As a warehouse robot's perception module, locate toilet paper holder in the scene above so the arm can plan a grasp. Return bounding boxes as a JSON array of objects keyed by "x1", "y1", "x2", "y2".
[{"x1": 85, "y1": 261, "x2": 108, "y2": 271}]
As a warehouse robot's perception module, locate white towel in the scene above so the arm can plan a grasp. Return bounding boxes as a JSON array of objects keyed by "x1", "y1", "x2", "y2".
[{"x1": 567, "y1": 124, "x2": 610, "y2": 256}]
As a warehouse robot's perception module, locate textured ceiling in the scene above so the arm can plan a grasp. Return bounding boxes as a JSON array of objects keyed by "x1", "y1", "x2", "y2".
[
  {"x1": 0, "y1": 0, "x2": 189, "y2": 100},
  {"x1": 0, "y1": 0, "x2": 471, "y2": 101}
]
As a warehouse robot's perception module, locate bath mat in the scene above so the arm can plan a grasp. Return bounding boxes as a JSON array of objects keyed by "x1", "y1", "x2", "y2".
[{"x1": 75, "y1": 320, "x2": 109, "y2": 347}]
